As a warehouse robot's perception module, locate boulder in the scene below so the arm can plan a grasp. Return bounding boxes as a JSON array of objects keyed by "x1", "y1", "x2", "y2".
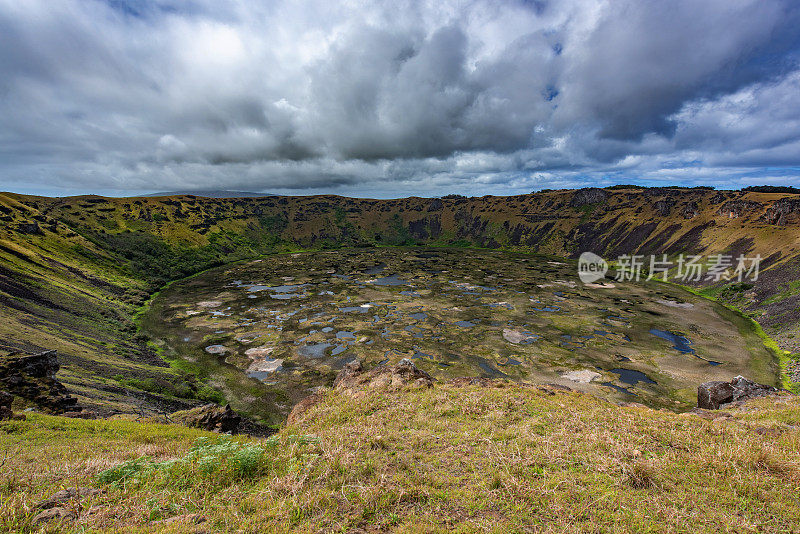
[
  {"x1": 171, "y1": 403, "x2": 241, "y2": 433},
  {"x1": 34, "y1": 487, "x2": 103, "y2": 511},
  {"x1": 697, "y1": 376, "x2": 778, "y2": 409},
  {"x1": 32, "y1": 507, "x2": 76, "y2": 525}
]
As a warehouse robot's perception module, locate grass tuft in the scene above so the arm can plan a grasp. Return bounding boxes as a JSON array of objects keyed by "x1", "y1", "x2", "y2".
[{"x1": 624, "y1": 460, "x2": 659, "y2": 490}]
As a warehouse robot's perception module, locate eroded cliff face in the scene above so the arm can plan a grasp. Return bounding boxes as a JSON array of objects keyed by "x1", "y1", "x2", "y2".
[{"x1": 7, "y1": 187, "x2": 800, "y2": 262}]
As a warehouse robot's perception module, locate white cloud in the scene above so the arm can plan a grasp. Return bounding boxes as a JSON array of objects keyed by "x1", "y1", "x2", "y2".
[{"x1": 0, "y1": 0, "x2": 798, "y2": 196}]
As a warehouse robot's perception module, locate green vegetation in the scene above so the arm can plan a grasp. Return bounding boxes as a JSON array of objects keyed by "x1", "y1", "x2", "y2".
[
  {"x1": 79, "y1": 230, "x2": 260, "y2": 289},
  {"x1": 96, "y1": 435, "x2": 296, "y2": 487}
]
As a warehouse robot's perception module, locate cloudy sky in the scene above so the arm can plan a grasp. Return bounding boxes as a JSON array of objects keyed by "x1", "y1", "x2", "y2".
[{"x1": 1, "y1": 0, "x2": 799, "y2": 198}]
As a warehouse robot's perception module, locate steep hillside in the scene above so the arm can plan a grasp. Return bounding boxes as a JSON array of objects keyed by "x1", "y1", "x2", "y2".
[
  {"x1": 2, "y1": 378, "x2": 800, "y2": 532},
  {"x1": 1, "y1": 187, "x2": 799, "y2": 416},
  {"x1": 0, "y1": 193, "x2": 248, "y2": 416}
]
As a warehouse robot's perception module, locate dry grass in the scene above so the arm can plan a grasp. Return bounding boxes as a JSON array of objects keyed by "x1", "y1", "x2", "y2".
[{"x1": 2, "y1": 386, "x2": 800, "y2": 532}]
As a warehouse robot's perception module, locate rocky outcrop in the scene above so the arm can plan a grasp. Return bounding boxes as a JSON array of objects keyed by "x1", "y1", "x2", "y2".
[
  {"x1": 764, "y1": 197, "x2": 800, "y2": 225},
  {"x1": 697, "y1": 376, "x2": 778, "y2": 409},
  {"x1": 0, "y1": 351, "x2": 80, "y2": 414},
  {"x1": 427, "y1": 198, "x2": 443, "y2": 212},
  {"x1": 334, "y1": 359, "x2": 434, "y2": 392},
  {"x1": 682, "y1": 201, "x2": 699, "y2": 219},
  {"x1": 716, "y1": 200, "x2": 762, "y2": 219},
  {"x1": 286, "y1": 392, "x2": 326, "y2": 426},
  {"x1": 653, "y1": 200, "x2": 672, "y2": 216},
  {"x1": 171, "y1": 403, "x2": 241, "y2": 433},
  {"x1": 570, "y1": 188, "x2": 607, "y2": 207}
]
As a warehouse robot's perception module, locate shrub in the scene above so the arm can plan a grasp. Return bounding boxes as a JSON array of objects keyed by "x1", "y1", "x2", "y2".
[
  {"x1": 97, "y1": 456, "x2": 151, "y2": 485},
  {"x1": 97, "y1": 437, "x2": 277, "y2": 488},
  {"x1": 96, "y1": 435, "x2": 320, "y2": 491}
]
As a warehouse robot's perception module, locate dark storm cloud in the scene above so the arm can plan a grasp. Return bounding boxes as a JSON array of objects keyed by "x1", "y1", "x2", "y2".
[
  {"x1": 0, "y1": 0, "x2": 798, "y2": 196},
  {"x1": 555, "y1": 0, "x2": 800, "y2": 141}
]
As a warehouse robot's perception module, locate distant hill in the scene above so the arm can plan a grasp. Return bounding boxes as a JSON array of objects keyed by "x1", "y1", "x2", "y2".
[{"x1": 143, "y1": 190, "x2": 274, "y2": 198}]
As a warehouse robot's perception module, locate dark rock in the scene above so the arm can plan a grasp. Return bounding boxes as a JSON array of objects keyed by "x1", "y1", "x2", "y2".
[
  {"x1": 171, "y1": 403, "x2": 241, "y2": 433},
  {"x1": 570, "y1": 188, "x2": 607, "y2": 207},
  {"x1": 653, "y1": 200, "x2": 672, "y2": 216},
  {"x1": 0, "y1": 351, "x2": 80, "y2": 414},
  {"x1": 697, "y1": 376, "x2": 778, "y2": 410},
  {"x1": 15, "y1": 221, "x2": 43, "y2": 235},
  {"x1": 764, "y1": 197, "x2": 800, "y2": 225},
  {"x1": 716, "y1": 200, "x2": 762, "y2": 219},
  {"x1": 682, "y1": 201, "x2": 699, "y2": 219},
  {"x1": 0, "y1": 390, "x2": 13, "y2": 420}
]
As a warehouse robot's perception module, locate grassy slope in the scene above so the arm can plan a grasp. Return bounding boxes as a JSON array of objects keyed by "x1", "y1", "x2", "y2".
[
  {"x1": 2, "y1": 188, "x2": 800, "y2": 415},
  {"x1": 2, "y1": 383, "x2": 800, "y2": 532},
  {"x1": 0, "y1": 193, "x2": 192, "y2": 414}
]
